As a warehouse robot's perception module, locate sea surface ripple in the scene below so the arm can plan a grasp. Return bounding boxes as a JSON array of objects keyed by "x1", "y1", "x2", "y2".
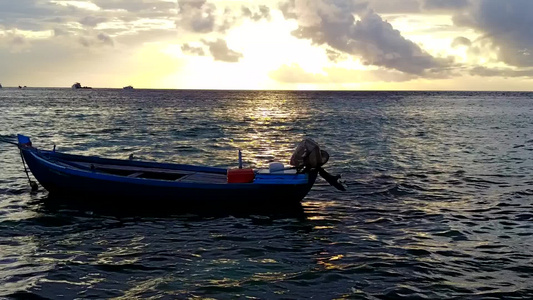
[{"x1": 0, "y1": 89, "x2": 532, "y2": 299}]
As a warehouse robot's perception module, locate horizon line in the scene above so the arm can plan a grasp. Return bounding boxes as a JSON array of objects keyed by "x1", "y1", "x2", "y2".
[{"x1": 1, "y1": 86, "x2": 533, "y2": 93}]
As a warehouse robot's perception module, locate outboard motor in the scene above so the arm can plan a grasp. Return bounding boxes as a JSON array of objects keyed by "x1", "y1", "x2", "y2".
[
  {"x1": 290, "y1": 138, "x2": 345, "y2": 191},
  {"x1": 290, "y1": 138, "x2": 329, "y2": 170}
]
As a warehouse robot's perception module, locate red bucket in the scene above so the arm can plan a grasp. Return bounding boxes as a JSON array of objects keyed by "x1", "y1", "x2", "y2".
[{"x1": 227, "y1": 168, "x2": 255, "y2": 183}]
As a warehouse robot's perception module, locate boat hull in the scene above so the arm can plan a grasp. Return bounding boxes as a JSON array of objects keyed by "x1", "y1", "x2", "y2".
[{"x1": 20, "y1": 147, "x2": 317, "y2": 208}]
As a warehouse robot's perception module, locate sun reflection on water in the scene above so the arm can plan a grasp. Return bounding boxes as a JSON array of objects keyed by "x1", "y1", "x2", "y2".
[{"x1": 210, "y1": 92, "x2": 310, "y2": 168}]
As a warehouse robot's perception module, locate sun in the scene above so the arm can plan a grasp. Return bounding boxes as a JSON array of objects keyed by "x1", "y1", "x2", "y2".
[{"x1": 170, "y1": 10, "x2": 336, "y2": 90}]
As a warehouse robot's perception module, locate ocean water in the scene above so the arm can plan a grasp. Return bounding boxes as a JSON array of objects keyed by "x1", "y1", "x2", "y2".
[{"x1": 0, "y1": 88, "x2": 532, "y2": 299}]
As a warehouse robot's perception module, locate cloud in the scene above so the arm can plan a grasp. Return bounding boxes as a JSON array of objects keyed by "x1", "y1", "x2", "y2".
[
  {"x1": 175, "y1": 1, "x2": 274, "y2": 34},
  {"x1": 269, "y1": 63, "x2": 417, "y2": 84},
  {"x1": 181, "y1": 43, "x2": 205, "y2": 56},
  {"x1": 451, "y1": 36, "x2": 471, "y2": 48},
  {"x1": 281, "y1": 1, "x2": 450, "y2": 75},
  {"x1": 453, "y1": 0, "x2": 533, "y2": 67},
  {"x1": 79, "y1": 16, "x2": 108, "y2": 27},
  {"x1": 348, "y1": 11, "x2": 451, "y2": 74},
  {"x1": 421, "y1": 0, "x2": 469, "y2": 11},
  {"x1": 202, "y1": 38, "x2": 243, "y2": 62},
  {"x1": 0, "y1": 1, "x2": 58, "y2": 31},
  {"x1": 365, "y1": 0, "x2": 468, "y2": 14},
  {"x1": 176, "y1": 0, "x2": 216, "y2": 33},
  {"x1": 326, "y1": 49, "x2": 343, "y2": 62},
  {"x1": 0, "y1": 31, "x2": 30, "y2": 52},
  {"x1": 470, "y1": 66, "x2": 533, "y2": 78},
  {"x1": 92, "y1": 0, "x2": 175, "y2": 15},
  {"x1": 0, "y1": 1, "x2": 177, "y2": 42},
  {"x1": 241, "y1": 5, "x2": 271, "y2": 21},
  {"x1": 79, "y1": 32, "x2": 114, "y2": 47},
  {"x1": 180, "y1": 39, "x2": 243, "y2": 62},
  {"x1": 365, "y1": 0, "x2": 421, "y2": 14},
  {"x1": 97, "y1": 33, "x2": 114, "y2": 46}
]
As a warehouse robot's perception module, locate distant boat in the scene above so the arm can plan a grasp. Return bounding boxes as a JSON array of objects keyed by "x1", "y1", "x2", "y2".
[
  {"x1": 0, "y1": 83, "x2": 2, "y2": 88},
  {"x1": 72, "y1": 82, "x2": 92, "y2": 89},
  {"x1": 123, "y1": 85, "x2": 134, "y2": 90}
]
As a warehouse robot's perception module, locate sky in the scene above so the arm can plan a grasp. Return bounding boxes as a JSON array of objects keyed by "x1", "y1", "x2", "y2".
[{"x1": 1, "y1": 0, "x2": 533, "y2": 90}]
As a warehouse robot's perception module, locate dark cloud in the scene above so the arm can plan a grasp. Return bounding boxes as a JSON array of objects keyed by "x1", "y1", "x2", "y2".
[
  {"x1": 241, "y1": 7, "x2": 252, "y2": 18},
  {"x1": 97, "y1": 33, "x2": 114, "y2": 46},
  {"x1": 451, "y1": 36, "x2": 471, "y2": 48},
  {"x1": 181, "y1": 39, "x2": 243, "y2": 63},
  {"x1": 215, "y1": 7, "x2": 240, "y2": 33},
  {"x1": 216, "y1": 4, "x2": 271, "y2": 33},
  {"x1": 79, "y1": 16, "x2": 108, "y2": 27},
  {"x1": 281, "y1": 1, "x2": 450, "y2": 75},
  {"x1": 470, "y1": 66, "x2": 533, "y2": 78},
  {"x1": 181, "y1": 43, "x2": 206, "y2": 56},
  {"x1": 348, "y1": 11, "x2": 449, "y2": 74},
  {"x1": 203, "y1": 39, "x2": 243, "y2": 62},
  {"x1": 366, "y1": 0, "x2": 421, "y2": 14},
  {"x1": 79, "y1": 33, "x2": 114, "y2": 47},
  {"x1": 365, "y1": 0, "x2": 467, "y2": 14},
  {"x1": 93, "y1": 0, "x2": 175, "y2": 14},
  {"x1": 53, "y1": 28, "x2": 68, "y2": 37},
  {"x1": 422, "y1": 0, "x2": 469, "y2": 11},
  {"x1": 180, "y1": 35, "x2": 246, "y2": 62},
  {"x1": 241, "y1": 5, "x2": 271, "y2": 21},
  {"x1": 176, "y1": 0, "x2": 216, "y2": 33},
  {"x1": 175, "y1": 1, "x2": 272, "y2": 34},
  {"x1": 0, "y1": 1, "x2": 57, "y2": 31},
  {"x1": 453, "y1": 0, "x2": 533, "y2": 67},
  {"x1": 326, "y1": 49, "x2": 343, "y2": 62}
]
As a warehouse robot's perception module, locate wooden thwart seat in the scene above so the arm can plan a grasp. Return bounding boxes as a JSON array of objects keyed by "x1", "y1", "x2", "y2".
[
  {"x1": 60, "y1": 159, "x2": 227, "y2": 183},
  {"x1": 66, "y1": 161, "x2": 195, "y2": 175},
  {"x1": 176, "y1": 172, "x2": 227, "y2": 184},
  {"x1": 127, "y1": 172, "x2": 144, "y2": 178}
]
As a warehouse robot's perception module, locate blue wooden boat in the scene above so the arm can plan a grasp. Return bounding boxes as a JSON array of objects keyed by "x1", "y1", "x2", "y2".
[{"x1": 15, "y1": 135, "x2": 343, "y2": 207}]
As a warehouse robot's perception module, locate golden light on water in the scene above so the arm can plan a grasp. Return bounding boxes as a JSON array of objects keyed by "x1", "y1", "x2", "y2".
[{"x1": 212, "y1": 93, "x2": 308, "y2": 167}]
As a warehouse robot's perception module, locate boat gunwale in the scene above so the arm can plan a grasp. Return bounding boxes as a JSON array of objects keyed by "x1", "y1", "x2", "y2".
[{"x1": 41, "y1": 149, "x2": 227, "y2": 174}]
